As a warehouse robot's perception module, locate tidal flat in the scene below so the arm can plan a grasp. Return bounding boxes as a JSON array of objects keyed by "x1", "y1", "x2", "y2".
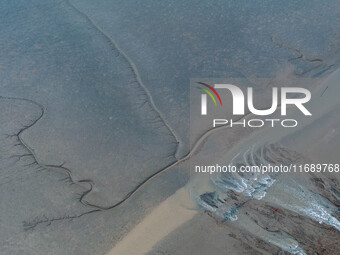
[{"x1": 0, "y1": 0, "x2": 339, "y2": 254}]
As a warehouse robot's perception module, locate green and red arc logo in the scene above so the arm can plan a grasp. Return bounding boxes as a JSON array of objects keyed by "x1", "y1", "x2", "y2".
[{"x1": 197, "y1": 82, "x2": 223, "y2": 106}]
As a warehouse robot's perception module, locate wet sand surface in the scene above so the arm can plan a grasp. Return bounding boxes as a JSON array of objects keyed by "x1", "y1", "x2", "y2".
[
  {"x1": 0, "y1": 0, "x2": 339, "y2": 254},
  {"x1": 143, "y1": 71, "x2": 340, "y2": 254}
]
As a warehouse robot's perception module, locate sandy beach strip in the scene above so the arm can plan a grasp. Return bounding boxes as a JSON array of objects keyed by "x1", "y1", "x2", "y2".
[{"x1": 106, "y1": 188, "x2": 197, "y2": 255}]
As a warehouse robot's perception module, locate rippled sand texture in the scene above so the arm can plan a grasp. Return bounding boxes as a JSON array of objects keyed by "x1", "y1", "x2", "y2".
[
  {"x1": 146, "y1": 72, "x2": 340, "y2": 255},
  {"x1": 0, "y1": 0, "x2": 339, "y2": 254}
]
